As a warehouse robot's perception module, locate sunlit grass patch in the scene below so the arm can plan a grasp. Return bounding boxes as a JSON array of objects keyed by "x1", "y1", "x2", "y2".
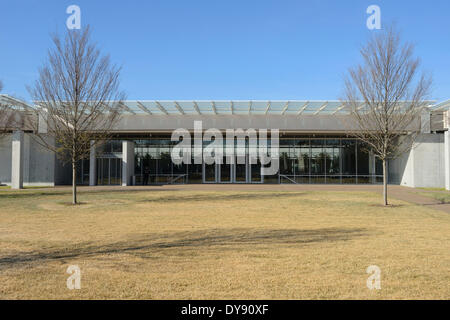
[{"x1": 0, "y1": 188, "x2": 449, "y2": 299}]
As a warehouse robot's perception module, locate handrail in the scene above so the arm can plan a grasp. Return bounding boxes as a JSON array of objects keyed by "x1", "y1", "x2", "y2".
[
  {"x1": 169, "y1": 174, "x2": 188, "y2": 184},
  {"x1": 133, "y1": 173, "x2": 188, "y2": 185},
  {"x1": 279, "y1": 174, "x2": 383, "y2": 184},
  {"x1": 279, "y1": 175, "x2": 298, "y2": 184}
]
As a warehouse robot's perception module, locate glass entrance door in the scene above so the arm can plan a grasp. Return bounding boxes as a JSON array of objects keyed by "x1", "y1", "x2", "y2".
[
  {"x1": 219, "y1": 156, "x2": 232, "y2": 183},
  {"x1": 203, "y1": 161, "x2": 233, "y2": 183},
  {"x1": 202, "y1": 158, "x2": 261, "y2": 183},
  {"x1": 250, "y1": 158, "x2": 263, "y2": 183},
  {"x1": 97, "y1": 158, "x2": 122, "y2": 185},
  {"x1": 203, "y1": 163, "x2": 216, "y2": 183},
  {"x1": 201, "y1": 139, "x2": 257, "y2": 183},
  {"x1": 234, "y1": 161, "x2": 247, "y2": 183}
]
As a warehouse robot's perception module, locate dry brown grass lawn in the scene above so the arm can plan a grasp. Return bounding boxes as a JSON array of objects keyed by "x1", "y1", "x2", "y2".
[{"x1": 0, "y1": 187, "x2": 449, "y2": 299}]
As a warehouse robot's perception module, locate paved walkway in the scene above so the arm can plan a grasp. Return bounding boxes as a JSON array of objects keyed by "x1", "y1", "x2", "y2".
[{"x1": 38, "y1": 184, "x2": 450, "y2": 213}]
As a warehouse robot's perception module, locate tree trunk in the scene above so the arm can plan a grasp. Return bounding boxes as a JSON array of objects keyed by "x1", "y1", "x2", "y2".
[
  {"x1": 382, "y1": 159, "x2": 388, "y2": 206},
  {"x1": 72, "y1": 160, "x2": 77, "y2": 205}
]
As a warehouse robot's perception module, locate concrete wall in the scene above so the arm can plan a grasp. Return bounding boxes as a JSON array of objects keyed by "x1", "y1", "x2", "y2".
[
  {"x1": 112, "y1": 114, "x2": 374, "y2": 133},
  {"x1": 110, "y1": 114, "x2": 423, "y2": 133},
  {"x1": 0, "y1": 133, "x2": 57, "y2": 186},
  {"x1": 25, "y1": 134, "x2": 55, "y2": 186},
  {"x1": 0, "y1": 135, "x2": 12, "y2": 185},
  {"x1": 389, "y1": 133, "x2": 445, "y2": 188}
]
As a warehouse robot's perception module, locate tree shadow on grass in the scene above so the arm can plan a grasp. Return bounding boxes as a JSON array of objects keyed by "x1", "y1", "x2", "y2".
[
  {"x1": 140, "y1": 192, "x2": 306, "y2": 203},
  {"x1": 0, "y1": 227, "x2": 369, "y2": 270},
  {"x1": 0, "y1": 187, "x2": 175, "y2": 199}
]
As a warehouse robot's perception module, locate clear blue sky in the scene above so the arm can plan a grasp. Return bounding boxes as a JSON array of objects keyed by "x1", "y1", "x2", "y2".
[{"x1": 1, "y1": 0, "x2": 449, "y2": 102}]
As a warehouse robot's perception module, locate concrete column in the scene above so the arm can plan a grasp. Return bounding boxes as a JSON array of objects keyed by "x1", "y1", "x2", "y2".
[
  {"x1": 445, "y1": 131, "x2": 450, "y2": 191},
  {"x1": 122, "y1": 140, "x2": 135, "y2": 186},
  {"x1": 11, "y1": 130, "x2": 24, "y2": 189},
  {"x1": 89, "y1": 141, "x2": 97, "y2": 186}
]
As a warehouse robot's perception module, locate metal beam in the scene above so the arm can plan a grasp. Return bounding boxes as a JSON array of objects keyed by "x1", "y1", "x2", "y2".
[
  {"x1": 155, "y1": 101, "x2": 169, "y2": 115},
  {"x1": 119, "y1": 102, "x2": 136, "y2": 114},
  {"x1": 211, "y1": 101, "x2": 217, "y2": 115},
  {"x1": 281, "y1": 101, "x2": 290, "y2": 115},
  {"x1": 432, "y1": 100, "x2": 450, "y2": 111},
  {"x1": 297, "y1": 101, "x2": 309, "y2": 115},
  {"x1": 248, "y1": 101, "x2": 252, "y2": 114},
  {"x1": 174, "y1": 101, "x2": 185, "y2": 115},
  {"x1": 230, "y1": 101, "x2": 234, "y2": 115},
  {"x1": 313, "y1": 101, "x2": 328, "y2": 115},
  {"x1": 136, "y1": 101, "x2": 152, "y2": 115},
  {"x1": 193, "y1": 101, "x2": 201, "y2": 115},
  {"x1": 100, "y1": 101, "x2": 113, "y2": 112},
  {"x1": 332, "y1": 104, "x2": 345, "y2": 115},
  {"x1": 265, "y1": 101, "x2": 271, "y2": 115}
]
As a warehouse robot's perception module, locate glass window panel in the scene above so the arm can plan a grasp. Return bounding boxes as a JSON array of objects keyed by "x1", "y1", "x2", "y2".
[
  {"x1": 311, "y1": 176, "x2": 325, "y2": 184},
  {"x1": 173, "y1": 163, "x2": 186, "y2": 175},
  {"x1": 342, "y1": 176, "x2": 356, "y2": 184},
  {"x1": 326, "y1": 176, "x2": 341, "y2": 184},
  {"x1": 357, "y1": 176, "x2": 371, "y2": 184},
  {"x1": 111, "y1": 141, "x2": 123, "y2": 153},
  {"x1": 159, "y1": 153, "x2": 172, "y2": 174},
  {"x1": 311, "y1": 140, "x2": 325, "y2": 175},
  {"x1": 341, "y1": 140, "x2": 356, "y2": 175},
  {"x1": 357, "y1": 142, "x2": 370, "y2": 175},
  {"x1": 280, "y1": 152, "x2": 294, "y2": 175},
  {"x1": 295, "y1": 176, "x2": 310, "y2": 184},
  {"x1": 296, "y1": 139, "x2": 310, "y2": 147},
  {"x1": 325, "y1": 142, "x2": 341, "y2": 175},
  {"x1": 188, "y1": 163, "x2": 202, "y2": 183},
  {"x1": 375, "y1": 158, "x2": 383, "y2": 176},
  {"x1": 297, "y1": 147, "x2": 310, "y2": 175},
  {"x1": 280, "y1": 139, "x2": 295, "y2": 146}
]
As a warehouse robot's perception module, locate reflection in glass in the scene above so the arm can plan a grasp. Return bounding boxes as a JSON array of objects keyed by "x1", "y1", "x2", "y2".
[
  {"x1": 311, "y1": 140, "x2": 325, "y2": 175},
  {"x1": 341, "y1": 140, "x2": 356, "y2": 175}
]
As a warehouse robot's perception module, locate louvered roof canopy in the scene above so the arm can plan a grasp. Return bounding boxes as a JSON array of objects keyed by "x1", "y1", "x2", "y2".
[
  {"x1": 1, "y1": 95, "x2": 445, "y2": 116},
  {"x1": 116, "y1": 100, "x2": 437, "y2": 116}
]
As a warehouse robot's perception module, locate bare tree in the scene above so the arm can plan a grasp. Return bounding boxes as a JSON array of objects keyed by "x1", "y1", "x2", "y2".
[
  {"x1": 27, "y1": 26, "x2": 125, "y2": 204},
  {"x1": 343, "y1": 27, "x2": 432, "y2": 206}
]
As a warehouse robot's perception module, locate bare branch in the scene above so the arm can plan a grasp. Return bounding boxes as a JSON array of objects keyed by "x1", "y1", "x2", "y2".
[
  {"x1": 26, "y1": 26, "x2": 126, "y2": 204},
  {"x1": 341, "y1": 26, "x2": 432, "y2": 205}
]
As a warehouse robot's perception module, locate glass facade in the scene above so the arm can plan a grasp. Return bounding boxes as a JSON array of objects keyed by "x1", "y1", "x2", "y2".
[
  {"x1": 75, "y1": 159, "x2": 90, "y2": 185},
  {"x1": 76, "y1": 140, "x2": 123, "y2": 185},
  {"x1": 134, "y1": 139, "x2": 188, "y2": 184},
  {"x1": 78, "y1": 136, "x2": 383, "y2": 185},
  {"x1": 97, "y1": 141, "x2": 123, "y2": 185},
  {"x1": 133, "y1": 136, "x2": 382, "y2": 185},
  {"x1": 278, "y1": 138, "x2": 382, "y2": 184}
]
